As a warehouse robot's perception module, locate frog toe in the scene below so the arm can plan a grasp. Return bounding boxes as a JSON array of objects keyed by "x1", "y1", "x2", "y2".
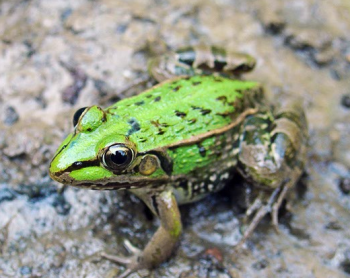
[
  {"x1": 271, "y1": 182, "x2": 289, "y2": 233},
  {"x1": 123, "y1": 239, "x2": 142, "y2": 255},
  {"x1": 101, "y1": 251, "x2": 144, "y2": 278},
  {"x1": 101, "y1": 251, "x2": 135, "y2": 265},
  {"x1": 116, "y1": 269, "x2": 133, "y2": 278},
  {"x1": 235, "y1": 182, "x2": 289, "y2": 250},
  {"x1": 244, "y1": 192, "x2": 264, "y2": 219},
  {"x1": 101, "y1": 239, "x2": 142, "y2": 263}
]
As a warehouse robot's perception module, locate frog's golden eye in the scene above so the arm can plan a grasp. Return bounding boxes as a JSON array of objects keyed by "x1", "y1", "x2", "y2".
[
  {"x1": 73, "y1": 107, "x2": 88, "y2": 127},
  {"x1": 102, "y1": 144, "x2": 134, "y2": 171}
]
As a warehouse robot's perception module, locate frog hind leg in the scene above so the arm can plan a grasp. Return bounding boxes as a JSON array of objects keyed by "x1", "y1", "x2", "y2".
[
  {"x1": 236, "y1": 100, "x2": 308, "y2": 248},
  {"x1": 102, "y1": 190, "x2": 182, "y2": 278},
  {"x1": 148, "y1": 45, "x2": 256, "y2": 82}
]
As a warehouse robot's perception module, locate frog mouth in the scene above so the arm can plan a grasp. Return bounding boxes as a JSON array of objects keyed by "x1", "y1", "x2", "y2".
[
  {"x1": 50, "y1": 171, "x2": 169, "y2": 190},
  {"x1": 71, "y1": 182, "x2": 145, "y2": 190},
  {"x1": 72, "y1": 178, "x2": 170, "y2": 190}
]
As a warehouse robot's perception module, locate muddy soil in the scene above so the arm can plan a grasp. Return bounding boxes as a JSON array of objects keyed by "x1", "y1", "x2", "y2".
[{"x1": 1, "y1": 0, "x2": 350, "y2": 277}]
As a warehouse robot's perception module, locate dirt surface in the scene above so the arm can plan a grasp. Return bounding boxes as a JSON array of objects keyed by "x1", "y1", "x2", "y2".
[{"x1": 1, "y1": 0, "x2": 350, "y2": 277}]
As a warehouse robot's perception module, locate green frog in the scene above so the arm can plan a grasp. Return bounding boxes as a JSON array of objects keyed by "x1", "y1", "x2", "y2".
[{"x1": 49, "y1": 45, "x2": 307, "y2": 278}]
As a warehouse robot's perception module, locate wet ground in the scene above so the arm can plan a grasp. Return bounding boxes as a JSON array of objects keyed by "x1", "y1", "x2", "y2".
[{"x1": 1, "y1": 0, "x2": 350, "y2": 277}]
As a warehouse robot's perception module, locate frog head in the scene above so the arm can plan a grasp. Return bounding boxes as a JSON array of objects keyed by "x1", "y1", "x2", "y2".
[{"x1": 49, "y1": 106, "x2": 171, "y2": 190}]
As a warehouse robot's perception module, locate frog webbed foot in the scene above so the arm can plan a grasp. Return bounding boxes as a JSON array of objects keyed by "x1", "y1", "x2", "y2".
[
  {"x1": 235, "y1": 181, "x2": 289, "y2": 250},
  {"x1": 101, "y1": 239, "x2": 144, "y2": 278}
]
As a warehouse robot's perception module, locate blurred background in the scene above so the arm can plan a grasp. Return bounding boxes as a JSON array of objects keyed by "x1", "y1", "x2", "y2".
[{"x1": 0, "y1": 0, "x2": 350, "y2": 277}]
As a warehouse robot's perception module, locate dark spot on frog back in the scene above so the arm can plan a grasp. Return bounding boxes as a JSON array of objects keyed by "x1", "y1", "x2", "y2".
[
  {"x1": 216, "y1": 96, "x2": 228, "y2": 104},
  {"x1": 175, "y1": 110, "x2": 187, "y2": 118},
  {"x1": 151, "y1": 120, "x2": 169, "y2": 128},
  {"x1": 191, "y1": 106, "x2": 212, "y2": 115},
  {"x1": 135, "y1": 100, "x2": 145, "y2": 106},
  {"x1": 127, "y1": 117, "x2": 141, "y2": 136},
  {"x1": 197, "y1": 143, "x2": 206, "y2": 157},
  {"x1": 200, "y1": 109, "x2": 211, "y2": 115},
  {"x1": 172, "y1": 85, "x2": 181, "y2": 92},
  {"x1": 151, "y1": 120, "x2": 168, "y2": 135},
  {"x1": 188, "y1": 118, "x2": 197, "y2": 124},
  {"x1": 216, "y1": 111, "x2": 232, "y2": 117},
  {"x1": 154, "y1": 96, "x2": 161, "y2": 102}
]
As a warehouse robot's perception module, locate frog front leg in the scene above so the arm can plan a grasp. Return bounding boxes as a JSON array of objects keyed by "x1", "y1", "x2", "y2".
[
  {"x1": 102, "y1": 190, "x2": 182, "y2": 278},
  {"x1": 235, "y1": 100, "x2": 308, "y2": 248}
]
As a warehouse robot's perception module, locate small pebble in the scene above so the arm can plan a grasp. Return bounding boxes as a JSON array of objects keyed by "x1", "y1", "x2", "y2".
[
  {"x1": 61, "y1": 8, "x2": 72, "y2": 21},
  {"x1": 341, "y1": 95, "x2": 350, "y2": 109},
  {"x1": 340, "y1": 249, "x2": 350, "y2": 274},
  {"x1": 19, "y1": 266, "x2": 32, "y2": 275},
  {"x1": 346, "y1": 54, "x2": 350, "y2": 63},
  {"x1": 0, "y1": 188, "x2": 16, "y2": 203},
  {"x1": 252, "y1": 259, "x2": 269, "y2": 270},
  {"x1": 339, "y1": 178, "x2": 350, "y2": 195},
  {"x1": 325, "y1": 221, "x2": 342, "y2": 230},
  {"x1": 3, "y1": 106, "x2": 19, "y2": 126}
]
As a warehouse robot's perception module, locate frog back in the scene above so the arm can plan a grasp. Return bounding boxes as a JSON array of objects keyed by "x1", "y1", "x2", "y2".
[{"x1": 106, "y1": 75, "x2": 262, "y2": 152}]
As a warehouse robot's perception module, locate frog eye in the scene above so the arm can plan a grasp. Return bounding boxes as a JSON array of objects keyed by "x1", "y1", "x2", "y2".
[
  {"x1": 73, "y1": 107, "x2": 88, "y2": 127},
  {"x1": 102, "y1": 144, "x2": 134, "y2": 171}
]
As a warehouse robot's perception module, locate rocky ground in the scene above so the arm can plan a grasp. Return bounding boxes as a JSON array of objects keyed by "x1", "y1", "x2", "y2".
[{"x1": 1, "y1": 0, "x2": 350, "y2": 277}]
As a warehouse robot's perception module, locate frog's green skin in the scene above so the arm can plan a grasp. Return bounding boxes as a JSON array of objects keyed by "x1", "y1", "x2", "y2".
[{"x1": 49, "y1": 45, "x2": 307, "y2": 278}]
